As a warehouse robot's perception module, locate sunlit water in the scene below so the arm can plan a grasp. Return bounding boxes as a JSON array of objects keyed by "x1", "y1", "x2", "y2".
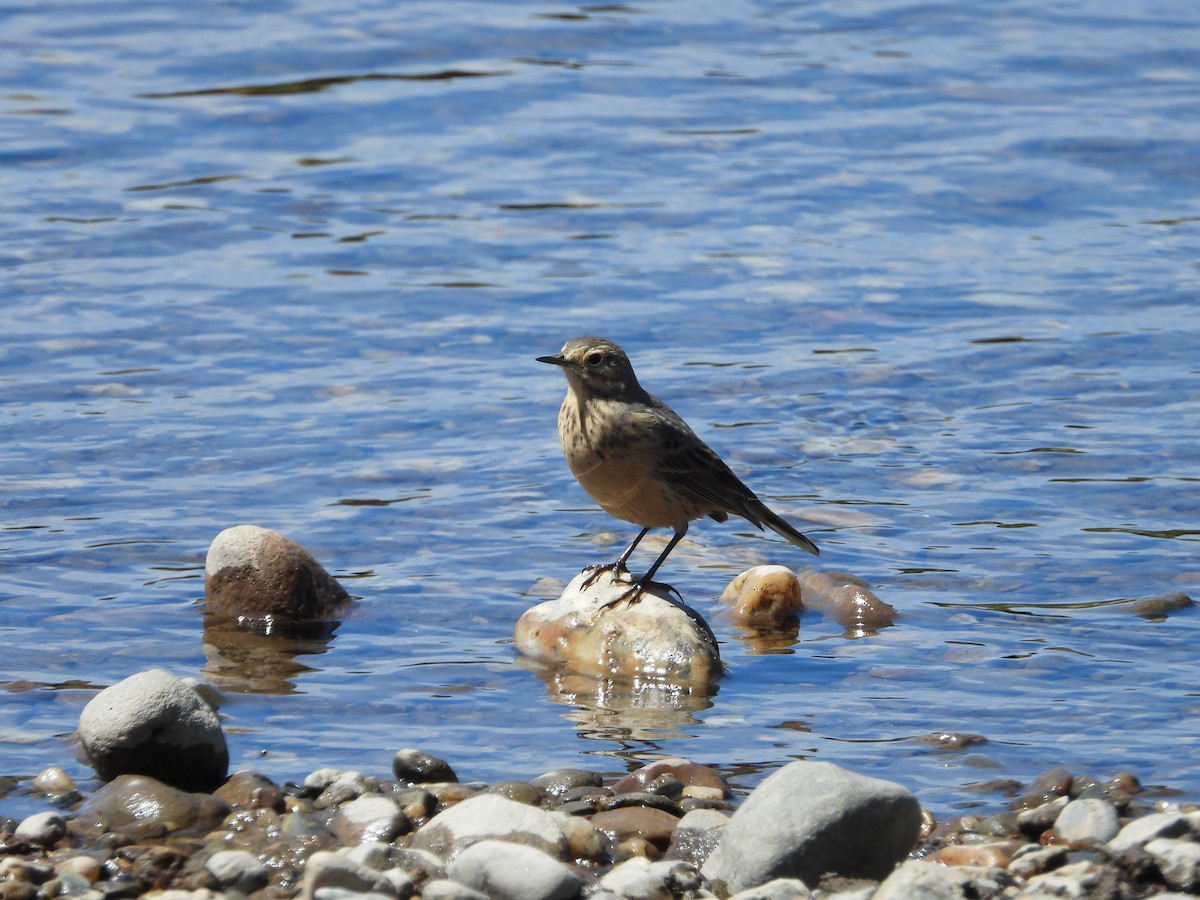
[{"x1": 3, "y1": 0, "x2": 1198, "y2": 822}]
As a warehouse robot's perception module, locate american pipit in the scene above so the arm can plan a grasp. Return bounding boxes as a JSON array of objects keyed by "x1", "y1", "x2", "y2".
[{"x1": 538, "y1": 336, "x2": 819, "y2": 607}]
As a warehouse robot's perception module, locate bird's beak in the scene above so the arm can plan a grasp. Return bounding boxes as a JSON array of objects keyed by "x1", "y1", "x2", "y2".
[{"x1": 536, "y1": 354, "x2": 567, "y2": 367}]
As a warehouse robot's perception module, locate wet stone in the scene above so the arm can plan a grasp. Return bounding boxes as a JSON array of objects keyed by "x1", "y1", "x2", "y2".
[
  {"x1": 612, "y1": 759, "x2": 729, "y2": 796},
  {"x1": 13, "y1": 812, "x2": 67, "y2": 847},
  {"x1": 68, "y1": 775, "x2": 231, "y2": 842},
  {"x1": 481, "y1": 780, "x2": 545, "y2": 806},
  {"x1": 531, "y1": 768, "x2": 604, "y2": 797},
  {"x1": 664, "y1": 808, "x2": 729, "y2": 867},
  {"x1": 393, "y1": 749, "x2": 458, "y2": 785},
  {"x1": 602, "y1": 791, "x2": 684, "y2": 816},
  {"x1": 591, "y1": 806, "x2": 682, "y2": 851},
  {"x1": 329, "y1": 794, "x2": 410, "y2": 845},
  {"x1": 1016, "y1": 794, "x2": 1069, "y2": 837}
]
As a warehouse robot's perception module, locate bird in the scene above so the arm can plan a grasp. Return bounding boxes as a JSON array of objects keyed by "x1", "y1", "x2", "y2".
[{"x1": 537, "y1": 336, "x2": 819, "y2": 608}]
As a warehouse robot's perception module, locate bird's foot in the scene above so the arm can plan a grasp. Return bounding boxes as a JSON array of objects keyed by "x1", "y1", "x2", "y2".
[
  {"x1": 580, "y1": 560, "x2": 633, "y2": 590},
  {"x1": 597, "y1": 577, "x2": 681, "y2": 611}
]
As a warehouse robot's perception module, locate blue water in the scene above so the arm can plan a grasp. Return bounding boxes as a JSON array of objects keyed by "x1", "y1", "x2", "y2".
[{"x1": 3, "y1": 0, "x2": 1198, "y2": 821}]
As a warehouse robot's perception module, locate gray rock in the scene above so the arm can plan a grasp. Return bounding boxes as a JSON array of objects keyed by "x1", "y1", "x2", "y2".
[
  {"x1": 664, "y1": 808, "x2": 729, "y2": 866},
  {"x1": 69, "y1": 774, "x2": 230, "y2": 841},
  {"x1": 700, "y1": 761, "x2": 921, "y2": 892},
  {"x1": 1107, "y1": 811, "x2": 1195, "y2": 853},
  {"x1": 412, "y1": 793, "x2": 569, "y2": 861},
  {"x1": 13, "y1": 811, "x2": 67, "y2": 847},
  {"x1": 1017, "y1": 860, "x2": 1118, "y2": 899},
  {"x1": 394, "y1": 749, "x2": 458, "y2": 784},
  {"x1": 1145, "y1": 838, "x2": 1200, "y2": 893},
  {"x1": 392, "y1": 848, "x2": 447, "y2": 882},
  {"x1": 339, "y1": 842, "x2": 394, "y2": 870},
  {"x1": 447, "y1": 840, "x2": 584, "y2": 900},
  {"x1": 598, "y1": 858, "x2": 705, "y2": 900},
  {"x1": 874, "y1": 860, "x2": 1015, "y2": 899},
  {"x1": 513, "y1": 570, "x2": 722, "y2": 685},
  {"x1": 420, "y1": 879, "x2": 491, "y2": 900},
  {"x1": 728, "y1": 878, "x2": 814, "y2": 900},
  {"x1": 1008, "y1": 845, "x2": 1069, "y2": 880},
  {"x1": 204, "y1": 524, "x2": 350, "y2": 622},
  {"x1": 1016, "y1": 795, "x2": 1069, "y2": 837},
  {"x1": 330, "y1": 794, "x2": 409, "y2": 844},
  {"x1": 1053, "y1": 798, "x2": 1119, "y2": 844},
  {"x1": 205, "y1": 849, "x2": 269, "y2": 894},
  {"x1": 301, "y1": 850, "x2": 398, "y2": 900},
  {"x1": 78, "y1": 669, "x2": 228, "y2": 792}
]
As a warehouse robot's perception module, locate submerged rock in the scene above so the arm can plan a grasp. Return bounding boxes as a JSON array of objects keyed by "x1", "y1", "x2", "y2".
[
  {"x1": 78, "y1": 668, "x2": 228, "y2": 792},
  {"x1": 204, "y1": 524, "x2": 351, "y2": 626},
  {"x1": 514, "y1": 570, "x2": 722, "y2": 685},
  {"x1": 719, "y1": 566, "x2": 803, "y2": 628},
  {"x1": 796, "y1": 570, "x2": 896, "y2": 636}
]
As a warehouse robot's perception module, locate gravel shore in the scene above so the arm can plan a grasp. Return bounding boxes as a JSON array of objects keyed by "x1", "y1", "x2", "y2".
[{"x1": 3, "y1": 748, "x2": 1198, "y2": 899}]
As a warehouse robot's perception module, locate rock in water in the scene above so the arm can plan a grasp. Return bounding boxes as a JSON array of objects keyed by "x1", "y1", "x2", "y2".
[
  {"x1": 78, "y1": 669, "x2": 228, "y2": 792},
  {"x1": 514, "y1": 570, "x2": 721, "y2": 685},
  {"x1": 701, "y1": 761, "x2": 921, "y2": 892},
  {"x1": 204, "y1": 524, "x2": 351, "y2": 626}
]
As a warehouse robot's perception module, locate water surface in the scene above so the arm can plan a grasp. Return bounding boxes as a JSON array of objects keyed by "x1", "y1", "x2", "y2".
[{"x1": 3, "y1": 0, "x2": 1198, "y2": 820}]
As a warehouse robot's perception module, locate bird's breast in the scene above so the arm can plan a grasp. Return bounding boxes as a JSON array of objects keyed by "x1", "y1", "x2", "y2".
[{"x1": 557, "y1": 397, "x2": 692, "y2": 529}]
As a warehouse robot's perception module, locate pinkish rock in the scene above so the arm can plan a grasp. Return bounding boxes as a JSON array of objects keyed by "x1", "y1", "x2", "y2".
[
  {"x1": 204, "y1": 525, "x2": 350, "y2": 625},
  {"x1": 719, "y1": 566, "x2": 803, "y2": 627}
]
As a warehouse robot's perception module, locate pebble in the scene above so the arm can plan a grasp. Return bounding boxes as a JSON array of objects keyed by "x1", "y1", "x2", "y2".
[
  {"x1": 446, "y1": 839, "x2": 583, "y2": 900},
  {"x1": 13, "y1": 812, "x2": 66, "y2": 847},
  {"x1": 3, "y1": 752, "x2": 1199, "y2": 900},
  {"x1": 1052, "y1": 796, "x2": 1120, "y2": 845}
]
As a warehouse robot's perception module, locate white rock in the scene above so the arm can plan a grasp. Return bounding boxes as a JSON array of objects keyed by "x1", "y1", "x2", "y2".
[
  {"x1": 411, "y1": 793, "x2": 569, "y2": 861},
  {"x1": 513, "y1": 570, "x2": 721, "y2": 685},
  {"x1": 447, "y1": 839, "x2": 583, "y2": 900},
  {"x1": 13, "y1": 811, "x2": 66, "y2": 846},
  {"x1": 330, "y1": 794, "x2": 407, "y2": 844},
  {"x1": 1053, "y1": 798, "x2": 1119, "y2": 844},
  {"x1": 701, "y1": 761, "x2": 920, "y2": 892},
  {"x1": 1107, "y1": 811, "x2": 1195, "y2": 853},
  {"x1": 420, "y1": 879, "x2": 490, "y2": 900},
  {"x1": 78, "y1": 669, "x2": 227, "y2": 792},
  {"x1": 301, "y1": 850, "x2": 398, "y2": 900},
  {"x1": 599, "y1": 858, "x2": 704, "y2": 900},
  {"x1": 205, "y1": 849, "x2": 268, "y2": 894},
  {"x1": 1145, "y1": 838, "x2": 1200, "y2": 893},
  {"x1": 728, "y1": 877, "x2": 815, "y2": 900},
  {"x1": 1020, "y1": 860, "x2": 1110, "y2": 899},
  {"x1": 874, "y1": 860, "x2": 1014, "y2": 899}
]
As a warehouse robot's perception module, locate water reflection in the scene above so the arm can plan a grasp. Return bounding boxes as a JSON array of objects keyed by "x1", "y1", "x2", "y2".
[
  {"x1": 519, "y1": 660, "x2": 717, "y2": 744},
  {"x1": 201, "y1": 614, "x2": 339, "y2": 695}
]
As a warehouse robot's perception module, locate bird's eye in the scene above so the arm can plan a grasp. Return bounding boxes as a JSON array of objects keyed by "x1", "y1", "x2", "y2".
[{"x1": 586, "y1": 352, "x2": 604, "y2": 366}]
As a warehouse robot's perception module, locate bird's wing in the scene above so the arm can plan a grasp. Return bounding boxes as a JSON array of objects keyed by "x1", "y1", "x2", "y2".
[{"x1": 641, "y1": 400, "x2": 764, "y2": 519}]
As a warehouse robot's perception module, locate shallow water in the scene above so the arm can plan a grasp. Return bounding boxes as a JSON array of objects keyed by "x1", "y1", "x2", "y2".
[{"x1": 3, "y1": 0, "x2": 1199, "y2": 821}]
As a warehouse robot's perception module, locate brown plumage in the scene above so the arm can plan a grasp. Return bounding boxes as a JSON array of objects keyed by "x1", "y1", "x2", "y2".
[{"x1": 538, "y1": 336, "x2": 818, "y2": 605}]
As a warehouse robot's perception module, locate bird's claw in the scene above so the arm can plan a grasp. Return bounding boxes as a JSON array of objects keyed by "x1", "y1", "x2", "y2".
[
  {"x1": 597, "y1": 577, "x2": 681, "y2": 612},
  {"x1": 580, "y1": 560, "x2": 633, "y2": 589}
]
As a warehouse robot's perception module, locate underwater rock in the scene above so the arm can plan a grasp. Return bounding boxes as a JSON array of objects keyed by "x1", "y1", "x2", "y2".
[{"x1": 796, "y1": 570, "x2": 896, "y2": 636}]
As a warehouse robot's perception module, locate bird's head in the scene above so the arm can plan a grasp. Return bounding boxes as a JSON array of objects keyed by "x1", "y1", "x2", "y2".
[{"x1": 537, "y1": 337, "x2": 646, "y2": 401}]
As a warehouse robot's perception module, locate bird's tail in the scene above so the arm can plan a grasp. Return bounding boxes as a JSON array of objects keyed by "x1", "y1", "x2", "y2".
[{"x1": 757, "y1": 504, "x2": 820, "y2": 556}]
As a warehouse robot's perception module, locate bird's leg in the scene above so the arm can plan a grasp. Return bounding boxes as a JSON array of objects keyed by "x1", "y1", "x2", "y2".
[
  {"x1": 599, "y1": 528, "x2": 686, "y2": 610},
  {"x1": 580, "y1": 527, "x2": 650, "y2": 588}
]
